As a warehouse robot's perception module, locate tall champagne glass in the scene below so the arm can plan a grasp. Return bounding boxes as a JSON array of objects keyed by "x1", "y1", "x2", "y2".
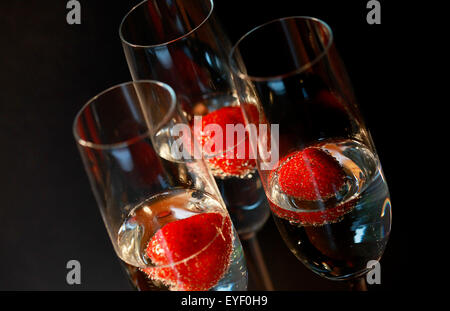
[
  {"x1": 230, "y1": 17, "x2": 392, "y2": 286},
  {"x1": 119, "y1": 0, "x2": 273, "y2": 289},
  {"x1": 73, "y1": 81, "x2": 247, "y2": 291}
]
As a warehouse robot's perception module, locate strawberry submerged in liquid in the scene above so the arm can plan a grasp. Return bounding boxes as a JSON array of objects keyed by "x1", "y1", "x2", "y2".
[
  {"x1": 198, "y1": 106, "x2": 256, "y2": 177},
  {"x1": 270, "y1": 147, "x2": 356, "y2": 225},
  {"x1": 278, "y1": 148, "x2": 345, "y2": 201},
  {"x1": 142, "y1": 212, "x2": 233, "y2": 291}
]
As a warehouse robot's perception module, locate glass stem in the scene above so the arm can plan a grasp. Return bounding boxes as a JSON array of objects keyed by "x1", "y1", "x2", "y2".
[{"x1": 241, "y1": 233, "x2": 274, "y2": 291}]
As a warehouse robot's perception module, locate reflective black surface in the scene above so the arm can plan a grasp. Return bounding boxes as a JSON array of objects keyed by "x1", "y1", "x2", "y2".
[{"x1": 0, "y1": 0, "x2": 409, "y2": 290}]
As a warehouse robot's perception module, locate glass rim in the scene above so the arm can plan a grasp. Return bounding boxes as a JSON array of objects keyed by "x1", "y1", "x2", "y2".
[
  {"x1": 73, "y1": 80, "x2": 177, "y2": 150},
  {"x1": 119, "y1": 0, "x2": 214, "y2": 49},
  {"x1": 229, "y1": 16, "x2": 334, "y2": 82}
]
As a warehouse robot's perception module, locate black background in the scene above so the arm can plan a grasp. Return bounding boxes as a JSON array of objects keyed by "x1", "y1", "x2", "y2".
[{"x1": 0, "y1": 0, "x2": 411, "y2": 291}]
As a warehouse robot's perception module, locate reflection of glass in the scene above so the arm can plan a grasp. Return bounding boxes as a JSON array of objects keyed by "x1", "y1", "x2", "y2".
[
  {"x1": 73, "y1": 81, "x2": 247, "y2": 291},
  {"x1": 119, "y1": 0, "x2": 272, "y2": 290},
  {"x1": 230, "y1": 17, "x2": 392, "y2": 285}
]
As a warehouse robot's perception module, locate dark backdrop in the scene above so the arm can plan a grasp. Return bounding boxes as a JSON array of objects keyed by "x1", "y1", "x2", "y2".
[{"x1": 0, "y1": 0, "x2": 410, "y2": 291}]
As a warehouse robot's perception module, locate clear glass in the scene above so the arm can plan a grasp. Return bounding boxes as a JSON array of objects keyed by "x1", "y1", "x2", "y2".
[
  {"x1": 230, "y1": 17, "x2": 392, "y2": 282},
  {"x1": 73, "y1": 81, "x2": 247, "y2": 291},
  {"x1": 119, "y1": 0, "x2": 270, "y2": 239}
]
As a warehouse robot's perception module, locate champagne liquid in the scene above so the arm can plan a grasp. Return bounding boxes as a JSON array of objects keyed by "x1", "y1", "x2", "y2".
[
  {"x1": 215, "y1": 171, "x2": 270, "y2": 236},
  {"x1": 117, "y1": 189, "x2": 247, "y2": 290},
  {"x1": 269, "y1": 139, "x2": 391, "y2": 280}
]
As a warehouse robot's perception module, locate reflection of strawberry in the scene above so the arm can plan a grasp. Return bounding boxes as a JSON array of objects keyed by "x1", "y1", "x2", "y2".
[
  {"x1": 199, "y1": 106, "x2": 256, "y2": 176},
  {"x1": 278, "y1": 148, "x2": 345, "y2": 201},
  {"x1": 269, "y1": 147, "x2": 356, "y2": 225},
  {"x1": 142, "y1": 212, "x2": 232, "y2": 291},
  {"x1": 315, "y1": 90, "x2": 344, "y2": 111},
  {"x1": 269, "y1": 199, "x2": 357, "y2": 226},
  {"x1": 128, "y1": 140, "x2": 163, "y2": 186}
]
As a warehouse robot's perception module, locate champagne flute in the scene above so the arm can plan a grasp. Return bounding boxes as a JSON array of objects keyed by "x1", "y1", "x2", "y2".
[
  {"x1": 73, "y1": 80, "x2": 247, "y2": 291},
  {"x1": 230, "y1": 16, "x2": 392, "y2": 286},
  {"x1": 119, "y1": 0, "x2": 273, "y2": 289}
]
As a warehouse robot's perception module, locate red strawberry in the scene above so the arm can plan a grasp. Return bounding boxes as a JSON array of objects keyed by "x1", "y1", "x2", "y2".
[
  {"x1": 241, "y1": 102, "x2": 261, "y2": 125},
  {"x1": 142, "y1": 212, "x2": 233, "y2": 291},
  {"x1": 269, "y1": 147, "x2": 356, "y2": 225},
  {"x1": 199, "y1": 106, "x2": 256, "y2": 176},
  {"x1": 278, "y1": 148, "x2": 345, "y2": 201}
]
